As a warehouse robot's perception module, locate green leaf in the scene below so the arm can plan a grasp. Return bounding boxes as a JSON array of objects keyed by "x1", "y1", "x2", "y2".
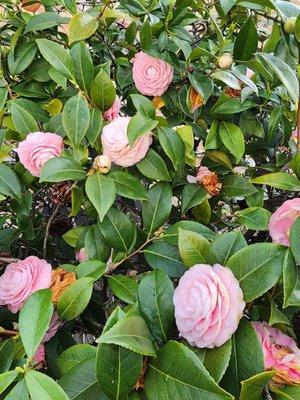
[
  {"x1": 233, "y1": 17, "x2": 258, "y2": 61},
  {"x1": 181, "y1": 184, "x2": 208, "y2": 215},
  {"x1": 108, "y1": 275, "x2": 138, "y2": 305},
  {"x1": 70, "y1": 42, "x2": 94, "y2": 93},
  {"x1": 99, "y1": 208, "x2": 136, "y2": 253},
  {"x1": 4, "y1": 379, "x2": 29, "y2": 400},
  {"x1": 221, "y1": 319, "x2": 264, "y2": 398},
  {"x1": 68, "y1": 12, "x2": 99, "y2": 45},
  {"x1": 222, "y1": 174, "x2": 257, "y2": 197},
  {"x1": 40, "y1": 157, "x2": 86, "y2": 182},
  {"x1": 74, "y1": 260, "x2": 106, "y2": 280},
  {"x1": 283, "y1": 249, "x2": 300, "y2": 308},
  {"x1": 97, "y1": 316, "x2": 156, "y2": 357},
  {"x1": 96, "y1": 344, "x2": 142, "y2": 400},
  {"x1": 63, "y1": 226, "x2": 88, "y2": 247},
  {"x1": 163, "y1": 221, "x2": 216, "y2": 245},
  {"x1": 25, "y1": 12, "x2": 63, "y2": 33},
  {"x1": 211, "y1": 231, "x2": 247, "y2": 265},
  {"x1": 57, "y1": 277, "x2": 94, "y2": 321},
  {"x1": 11, "y1": 98, "x2": 48, "y2": 122},
  {"x1": 19, "y1": 289, "x2": 53, "y2": 358},
  {"x1": 0, "y1": 164, "x2": 22, "y2": 199},
  {"x1": 8, "y1": 42, "x2": 37, "y2": 76},
  {"x1": 251, "y1": 173, "x2": 300, "y2": 191},
  {"x1": 192, "y1": 339, "x2": 232, "y2": 383},
  {"x1": 127, "y1": 113, "x2": 158, "y2": 146},
  {"x1": 206, "y1": 150, "x2": 233, "y2": 170},
  {"x1": 136, "y1": 149, "x2": 171, "y2": 181},
  {"x1": 178, "y1": 229, "x2": 215, "y2": 267},
  {"x1": 240, "y1": 371, "x2": 275, "y2": 400},
  {"x1": 188, "y1": 74, "x2": 214, "y2": 103},
  {"x1": 258, "y1": 53, "x2": 299, "y2": 104},
  {"x1": 0, "y1": 371, "x2": 18, "y2": 395},
  {"x1": 290, "y1": 154, "x2": 300, "y2": 180},
  {"x1": 142, "y1": 182, "x2": 172, "y2": 235},
  {"x1": 145, "y1": 341, "x2": 233, "y2": 400},
  {"x1": 10, "y1": 100, "x2": 38, "y2": 136},
  {"x1": 0, "y1": 339, "x2": 14, "y2": 373},
  {"x1": 90, "y1": 69, "x2": 116, "y2": 111},
  {"x1": 157, "y1": 127, "x2": 185, "y2": 170},
  {"x1": 110, "y1": 171, "x2": 148, "y2": 201},
  {"x1": 236, "y1": 207, "x2": 271, "y2": 231},
  {"x1": 86, "y1": 107, "x2": 103, "y2": 146},
  {"x1": 58, "y1": 344, "x2": 96, "y2": 375},
  {"x1": 36, "y1": 38, "x2": 75, "y2": 79},
  {"x1": 219, "y1": 121, "x2": 245, "y2": 163},
  {"x1": 272, "y1": 385, "x2": 300, "y2": 400},
  {"x1": 211, "y1": 71, "x2": 241, "y2": 90},
  {"x1": 26, "y1": 370, "x2": 69, "y2": 400},
  {"x1": 58, "y1": 358, "x2": 106, "y2": 399},
  {"x1": 269, "y1": 294, "x2": 289, "y2": 326},
  {"x1": 138, "y1": 269, "x2": 174, "y2": 343},
  {"x1": 226, "y1": 243, "x2": 285, "y2": 302},
  {"x1": 140, "y1": 18, "x2": 152, "y2": 50},
  {"x1": 62, "y1": 94, "x2": 90, "y2": 146},
  {"x1": 212, "y1": 98, "x2": 256, "y2": 115},
  {"x1": 144, "y1": 241, "x2": 187, "y2": 278},
  {"x1": 0, "y1": 88, "x2": 8, "y2": 111},
  {"x1": 86, "y1": 173, "x2": 116, "y2": 222},
  {"x1": 84, "y1": 225, "x2": 111, "y2": 262},
  {"x1": 130, "y1": 94, "x2": 155, "y2": 119}
]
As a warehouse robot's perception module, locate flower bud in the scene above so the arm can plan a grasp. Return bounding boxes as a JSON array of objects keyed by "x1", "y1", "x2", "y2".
[
  {"x1": 284, "y1": 17, "x2": 296, "y2": 34},
  {"x1": 218, "y1": 53, "x2": 233, "y2": 69},
  {"x1": 92, "y1": 155, "x2": 111, "y2": 174}
]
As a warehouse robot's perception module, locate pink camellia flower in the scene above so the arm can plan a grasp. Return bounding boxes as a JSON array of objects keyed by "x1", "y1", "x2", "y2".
[
  {"x1": 252, "y1": 321, "x2": 300, "y2": 385},
  {"x1": 291, "y1": 129, "x2": 298, "y2": 144},
  {"x1": 269, "y1": 198, "x2": 300, "y2": 246},
  {"x1": 16, "y1": 132, "x2": 64, "y2": 177},
  {"x1": 75, "y1": 248, "x2": 89, "y2": 263},
  {"x1": 34, "y1": 345, "x2": 45, "y2": 363},
  {"x1": 132, "y1": 51, "x2": 174, "y2": 96},
  {"x1": 0, "y1": 256, "x2": 52, "y2": 313},
  {"x1": 101, "y1": 116, "x2": 152, "y2": 167},
  {"x1": 173, "y1": 264, "x2": 245, "y2": 348},
  {"x1": 103, "y1": 95, "x2": 122, "y2": 121}
]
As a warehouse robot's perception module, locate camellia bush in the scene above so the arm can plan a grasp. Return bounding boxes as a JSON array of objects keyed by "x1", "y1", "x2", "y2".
[{"x1": 2, "y1": 0, "x2": 300, "y2": 399}]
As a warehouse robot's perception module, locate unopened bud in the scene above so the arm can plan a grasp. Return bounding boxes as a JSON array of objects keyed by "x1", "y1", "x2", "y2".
[
  {"x1": 218, "y1": 53, "x2": 233, "y2": 69},
  {"x1": 92, "y1": 155, "x2": 111, "y2": 174}
]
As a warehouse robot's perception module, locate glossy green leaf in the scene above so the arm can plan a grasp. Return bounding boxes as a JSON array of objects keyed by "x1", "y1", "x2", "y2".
[
  {"x1": 0, "y1": 164, "x2": 22, "y2": 199},
  {"x1": 85, "y1": 173, "x2": 116, "y2": 222},
  {"x1": 211, "y1": 231, "x2": 247, "y2": 265},
  {"x1": 62, "y1": 94, "x2": 90, "y2": 146},
  {"x1": 178, "y1": 229, "x2": 215, "y2": 266},
  {"x1": 0, "y1": 371, "x2": 18, "y2": 395},
  {"x1": 127, "y1": 113, "x2": 158, "y2": 146},
  {"x1": 90, "y1": 69, "x2": 116, "y2": 111},
  {"x1": 226, "y1": 243, "x2": 285, "y2": 302},
  {"x1": 36, "y1": 39, "x2": 75, "y2": 79},
  {"x1": 108, "y1": 275, "x2": 138, "y2": 304},
  {"x1": 96, "y1": 344, "x2": 142, "y2": 400},
  {"x1": 240, "y1": 371, "x2": 275, "y2": 400},
  {"x1": 0, "y1": 339, "x2": 14, "y2": 373},
  {"x1": 19, "y1": 289, "x2": 53, "y2": 358},
  {"x1": 57, "y1": 277, "x2": 94, "y2": 321},
  {"x1": 74, "y1": 260, "x2": 106, "y2": 280},
  {"x1": 221, "y1": 319, "x2": 264, "y2": 398},
  {"x1": 26, "y1": 370, "x2": 69, "y2": 400},
  {"x1": 145, "y1": 341, "x2": 233, "y2": 400},
  {"x1": 70, "y1": 42, "x2": 94, "y2": 93},
  {"x1": 40, "y1": 157, "x2": 86, "y2": 182},
  {"x1": 236, "y1": 207, "x2": 271, "y2": 231},
  {"x1": 138, "y1": 269, "x2": 174, "y2": 343},
  {"x1": 222, "y1": 175, "x2": 257, "y2": 197},
  {"x1": 68, "y1": 12, "x2": 99, "y2": 44},
  {"x1": 4, "y1": 379, "x2": 29, "y2": 400},
  {"x1": 10, "y1": 100, "x2": 38, "y2": 136},
  {"x1": 283, "y1": 249, "x2": 300, "y2": 308},
  {"x1": 181, "y1": 184, "x2": 208, "y2": 215},
  {"x1": 136, "y1": 149, "x2": 171, "y2": 181},
  {"x1": 86, "y1": 108, "x2": 102, "y2": 146},
  {"x1": 142, "y1": 182, "x2": 172, "y2": 235},
  {"x1": 251, "y1": 173, "x2": 300, "y2": 191},
  {"x1": 233, "y1": 17, "x2": 258, "y2": 61},
  {"x1": 110, "y1": 171, "x2": 148, "y2": 201},
  {"x1": 290, "y1": 217, "x2": 300, "y2": 265},
  {"x1": 25, "y1": 12, "x2": 63, "y2": 33},
  {"x1": 130, "y1": 94, "x2": 155, "y2": 119},
  {"x1": 272, "y1": 385, "x2": 300, "y2": 400},
  {"x1": 157, "y1": 127, "x2": 185, "y2": 170},
  {"x1": 84, "y1": 225, "x2": 111, "y2": 262},
  {"x1": 97, "y1": 316, "x2": 156, "y2": 356},
  {"x1": 8, "y1": 42, "x2": 37, "y2": 76},
  {"x1": 57, "y1": 344, "x2": 96, "y2": 375},
  {"x1": 163, "y1": 220, "x2": 216, "y2": 245},
  {"x1": 219, "y1": 121, "x2": 245, "y2": 163}
]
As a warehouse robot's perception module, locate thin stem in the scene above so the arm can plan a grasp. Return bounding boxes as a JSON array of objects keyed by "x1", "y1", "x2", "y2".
[
  {"x1": 0, "y1": 328, "x2": 18, "y2": 336},
  {"x1": 0, "y1": 257, "x2": 19, "y2": 263}
]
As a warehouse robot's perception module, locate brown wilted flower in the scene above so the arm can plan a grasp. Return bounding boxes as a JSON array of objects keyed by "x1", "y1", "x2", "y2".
[
  {"x1": 187, "y1": 166, "x2": 222, "y2": 196},
  {"x1": 188, "y1": 87, "x2": 204, "y2": 112},
  {"x1": 51, "y1": 268, "x2": 76, "y2": 304}
]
